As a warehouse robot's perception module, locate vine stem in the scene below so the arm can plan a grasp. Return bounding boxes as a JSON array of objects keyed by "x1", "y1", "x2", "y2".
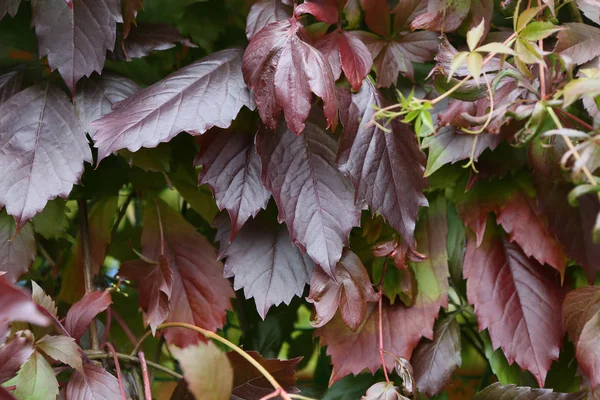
[
  {"x1": 111, "y1": 308, "x2": 139, "y2": 346},
  {"x1": 132, "y1": 322, "x2": 308, "y2": 400},
  {"x1": 77, "y1": 199, "x2": 100, "y2": 351},
  {"x1": 138, "y1": 351, "x2": 153, "y2": 400},
  {"x1": 104, "y1": 343, "x2": 128, "y2": 400},
  {"x1": 85, "y1": 350, "x2": 183, "y2": 379},
  {"x1": 378, "y1": 258, "x2": 391, "y2": 383},
  {"x1": 547, "y1": 107, "x2": 598, "y2": 185}
]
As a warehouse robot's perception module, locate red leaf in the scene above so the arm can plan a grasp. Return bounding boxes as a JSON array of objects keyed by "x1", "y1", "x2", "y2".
[
  {"x1": 307, "y1": 249, "x2": 379, "y2": 331},
  {"x1": 256, "y1": 121, "x2": 360, "y2": 277},
  {"x1": 245, "y1": 0, "x2": 292, "y2": 40},
  {"x1": 31, "y1": 0, "x2": 122, "y2": 94},
  {"x1": 65, "y1": 290, "x2": 112, "y2": 341},
  {"x1": 122, "y1": 0, "x2": 143, "y2": 39},
  {"x1": 0, "y1": 212, "x2": 36, "y2": 282},
  {"x1": 138, "y1": 200, "x2": 234, "y2": 347},
  {"x1": 474, "y1": 383, "x2": 587, "y2": 399},
  {"x1": 0, "y1": 276, "x2": 49, "y2": 339},
  {"x1": 120, "y1": 256, "x2": 173, "y2": 334},
  {"x1": 196, "y1": 128, "x2": 270, "y2": 240},
  {"x1": 121, "y1": 23, "x2": 197, "y2": 61},
  {"x1": 242, "y1": 18, "x2": 337, "y2": 135},
  {"x1": 315, "y1": 30, "x2": 373, "y2": 90},
  {"x1": 555, "y1": 23, "x2": 600, "y2": 65},
  {"x1": 411, "y1": 316, "x2": 461, "y2": 396},
  {"x1": 0, "y1": 333, "x2": 34, "y2": 383},
  {"x1": 295, "y1": 0, "x2": 339, "y2": 24},
  {"x1": 0, "y1": 388, "x2": 14, "y2": 400},
  {"x1": 0, "y1": 71, "x2": 22, "y2": 105},
  {"x1": 0, "y1": 0, "x2": 20, "y2": 19},
  {"x1": 410, "y1": 0, "x2": 471, "y2": 32},
  {"x1": 219, "y1": 212, "x2": 314, "y2": 319},
  {"x1": 338, "y1": 80, "x2": 427, "y2": 249},
  {"x1": 0, "y1": 84, "x2": 91, "y2": 231},
  {"x1": 360, "y1": 0, "x2": 390, "y2": 37},
  {"x1": 464, "y1": 225, "x2": 565, "y2": 387},
  {"x1": 228, "y1": 351, "x2": 301, "y2": 399},
  {"x1": 563, "y1": 287, "x2": 600, "y2": 388},
  {"x1": 496, "y1": 190, "x2": 567, "y2": 278},
  {"x1": 92, "y1": 49, "x2": 254, "y2": 162},
  {"x1": 66, "y1": 362, "x2": 121, "y2": 400},
  {"x1": 393, "y1": 0, "x2": 427, "y2": 32}
]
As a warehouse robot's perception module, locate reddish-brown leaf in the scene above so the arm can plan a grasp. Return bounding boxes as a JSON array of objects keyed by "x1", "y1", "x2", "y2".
[
  {"x1": 121, "y1": 23, "x2": 196, "y2": 61},
  {"x1": 0, "y1": 276, "x2": 49, "y2": 339},
  {"x1": 242, "y1": 18, "x2": 337, "y2": 134},
  {"x1": 0, "y1": 212, "x2": 35, "y2": 283},
  {"x1": 410, "y1": 0, "x2": 471, "y2": 32},
  {"x1": 65, "y1": 290, "x2": 112, "y2": 341},
  {"x1": 245, "y1": 0, "x2": 292, "y2": 40},
  {"x1": 196, "y1": 128, "x2": 270, "y2": 240},
  {"x1": 138, "y1": 200, "x2": 234, "y2": 346},
  {"x1": 0, "y1": 333, "x2": 34, "y2": 383},
  {"x1": 228, "y1": 351, "x2": 300, "y2": 399},
  {"x1": 555, "y1": 23, "x2": 600, "y2": 65},
  {"x1": 360, "y1": 0, "x2": 390, "y2": 37},
  {"x1": 66, "y1": 362, "x2": 121, "y2": 400},
  {"x1": 219, "y1": 212, "x2": 314, "y2": 319},
  {"x1": 256, "y1": 121, "x2": 360, "y2": 277},
  {"x1": 338, "y1": 80, "x2": 427, "y2": 250},
  {"x1": 315, "y1": 30, "x2": 373, "y2": 90},
  {"x1": 0, "y1": 0, "x2": 20, "y2": 19},
  {"x1": 393, "y1": 0, "x2": 427, "y2": 32},
  {"x1": 307, "y1": 249, "x2": 379, "y2": 331},
  {"x1": 474, "y1": 383, "x2": 587, "y2": 399},
  {"x1": 464, "y1": 225, "x2": 565, "y2": 387},
  {"x1": 295, "y1": 0, "x2": 339, "y2": 24},
  {"x1": 122, "y1": 0, "x2": 143, "y2": 38}
]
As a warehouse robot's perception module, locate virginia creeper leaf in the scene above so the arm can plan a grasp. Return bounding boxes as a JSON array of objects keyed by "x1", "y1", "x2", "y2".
[
  {"x1": 555, "y1": 23, "x2": 600, "y2": 65},
  {"x1": 576, "y1": 0, "x2": 600, "y2": 24},
  {"x1": 362, "y1": 382, "x2": 406, "y2": 400},
  {"x1": 74, "y1": 74, "x2": 140, "y2": 136},
  {"x1": 0, "y1": 276, "x2": 49, "y2": 339},
  {"x1": 295, "y1": 0, "x2": 338, "y2": 24},
  {"x1": 13, "y1": 351, "x2": 59, "y2": 400},
  {"x1": 0, "y1": 212, "x2": 35, "y2": 283},
  {"x1": 245, "y1": 0, "x2": 292, "y2": 40},
  {"x1": 228, "y1": 351, "x2": 300, "y2": 399},
  {"x1": 0, "y1": 333, "x2": 34, "y2": 384},
  {"x1": 0, "y1": 84, "x2": 91, "y2": 231},
  {"x1": 31, "y1": 0, "x2": 122, "y2": 94},
  {"x1": 137, "y1": 199, "x2": 233, "y2": 346},
  {"x1": 171, "y1": 342, "x2": 233, "y2": 400},
  {"x1": 219, "y1": 212, "x2": 315, "y2": 319},
  {"x1": 242, "y1": 18, "x2": 337, "y2": 134},
  {"x1": 314, "y1": 30, "x2": 373, "y2": 91},
  {"x1": 306, "y1": 249, "x2": 379, "y2": 331},
  {"x1": 411, "y1": 316, "x2": 461, "y2": 397},
  {"x1": 411, "y1": 0, "x2": 471, "y2": 32},
  {"x1": 474, "y1": 383, "x2": 587, "y2": 400},
  {"x1": 338, "y1": 80, "x2": 427, "y2": 249},
  {"x1": 92, "y1": 48, "x2": 254, "y2": 162},
  {"x1": 196, "y1": 127, "x2": 270, "y2": 240},
  {"x1": 66, "y1": 362, "x2": 121, "y2": 400},
  {"x1": 122, "y1": 0, "x2": 143, "y2": 38},
  {"x1": 31, "y1": 199, "x2": 70, "y2": 239},
  {"x1": 393, "y1": 0, "x2": 427, "y2": 32},
  {"x1": 65, "y1": 290, "x2": 112, "y2": 341},
  {"x1": 0, "y1": 71, "x2": 22, "y2": 105},
  {"x1": 256, "y1": 120, "x2": 360, "y2": 277},
  {"x1": 36, "y1": 335, "x2": 83, "y2": 374},
  {"x1": 360, "y1": 0, "x2": 390, "y2": 37},
  {"x1": 0, "y1": 0, "x2": 20, "y2": 19},
  {"x1": 121, "y1": 23, "x2": 196, "y2": 60},
  {"x1": 464, "y1": 225, "x2": 565, "y2": 387}
]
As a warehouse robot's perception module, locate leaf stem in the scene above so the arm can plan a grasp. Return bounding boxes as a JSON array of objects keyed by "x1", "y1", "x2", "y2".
[
  {"x1": 110, "y1": 192, "x2": 134, "y2": 243},
  {"x1": 138, "y1": 351, "x2": 153, "y2": 400},
  {"x1": 378, "y1": 258, "x2": 391, "y2": 383},
  {"x1": 111, "y1": 308, "x2": 139, "y2": 347},
  {"x1": 104, "y1": 343, "x2": 128, "y2": 400},
  {"x1": 85, "y1": 350, "x2": 183, "y2": 380},
  {"x1": 77, "y1": 199, "x2": 100, "y2": 351}
]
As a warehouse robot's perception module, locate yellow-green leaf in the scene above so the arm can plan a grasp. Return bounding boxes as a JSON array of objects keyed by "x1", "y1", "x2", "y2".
[
  {"x1": 467, "y1": 19, "x2": 485, "y2": 52},
  {"x1": 520, "y1": 21, "x2": 562, "y2": 41},
  {"x1": 476, "y1": 42, "x2": 515, "y2": 55},
  {"x1": 13, "y1": 352, "x2": 59, "y2": 400},
  {"x1": 467, "y1": 52, "x2": 483, "y2": 83},
  {"x1": 448, "y1": 51, "x2": 469, "y2": 82}
]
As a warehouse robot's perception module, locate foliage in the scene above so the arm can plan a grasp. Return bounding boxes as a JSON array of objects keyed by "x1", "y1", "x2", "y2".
[{"x1": 2, "y1": 0, "x2": 600, "y2": 399}]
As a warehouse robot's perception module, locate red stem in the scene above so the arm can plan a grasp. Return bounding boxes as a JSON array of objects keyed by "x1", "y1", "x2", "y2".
[
  {"x1": 100, "y1": 307, "x2": 112, "y2": 348},
  {"x1": 555, "y1": 108, "x2": 595, "y2": 131},
  {"x1": 104, "y1": 342, "x2": 127, "y2": 400},
  {"x1": 378, "y1": 258, "x2": 390, "y2": 383},
  {"x1": 138, "y1": 351, "x2": 153, "y2": 400},
  {"x1": 37, "y1": 305, "x2": 71, "y2": 337},
  {"x1": 259, "y1": 389, "x2": 282, "y2": 400},
  {"x1": 111, "y1": 308, "x2": 139, "y2": 346}
]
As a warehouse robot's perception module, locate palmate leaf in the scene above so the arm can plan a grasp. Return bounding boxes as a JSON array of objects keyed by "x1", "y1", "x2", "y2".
[
  {"x1": 66, "y1": 363, "x2": 121, "y2": 400},
  {"x1": 242, "y1": 18, "x2": 337, "y2": 134},
  {"x1": 338, "y1": 80, "x2": 427, "y2": 249},
  {"x1": 218, "y1": 212, "x2": 314, "y2": 319},
  {"x1": 474, "y1": 383, "x2": 587, "y2": 399},
  {"x1": 196, "y1": 127, "x2": 270, "y2": 240},
  {"x1": 13, "y1": 351, "x2": 59, "y2": 400},
  {"x1": 0, "y1": 212, "x2": 35, "y2": 283},
  {"x1": 31, "y1": 0, "x2": 122, "y2": 94},
  {"x1": 92, "y1": 48, "x2": 254, "y2": 162},
  {"x1": 36, "y1": 335, "x2": 83, "y2": 374},
  {"x1": 0, "y1": 84, "x2": 91, "y2": 231},
  {"x1": 464, "y1": 224, "x2": 565, "y2": 387},
  {"x1": 411, "y1": 0, "x2": 471, "y2": 32},
  {"x1": 294, "y1": 0, "x2": 338, "y2": 24},
  {"x1": 136, "y1": 199, "x2": 234, "y2": 347},
  {"x1": 245, "y1": 0, "x2": 292, "y2": 40},
  {"x1": 256, "y1": 120, "x2": 360, "y2": 277}
]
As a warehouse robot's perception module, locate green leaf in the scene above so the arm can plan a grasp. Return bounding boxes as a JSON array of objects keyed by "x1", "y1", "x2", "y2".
[
  {"x1": 169, "y1": 165, "x2": 219, "y2": 223},
  {"x1": 481, "y1": 330, "x2": 536, "y2": 386},
  {"x1": 520, "y1": 21, "x2": 562, "y2": 41},
  {"x1": 120, "y1": 143, "x2": 172, "y2": 173},
  {"x1": 13, "y1": 352, "x2": 59, "y2": 400},
  {"x1": 516, "y1": 6, "x2": 542, "y2": 32},
  {"x1": 467, "y1": 52, "x2": 483, "y2": 83},
  {"x1": 31, "y1": 199, "x2": 70, "y2": 239},
  {"x1": 448, "y1": 52, "x2": 469, "y2": 82},
  {"x1": 563, "y1": 77, "x2": 600, "y2": 107},
  {"x1": 467, "y1": 19, "x2": 485, "y2": 52}
]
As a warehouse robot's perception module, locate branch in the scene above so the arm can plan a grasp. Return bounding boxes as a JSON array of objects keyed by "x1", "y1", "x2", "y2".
[
  {"x1": 77, "y1": 199, "x2": 99, "y2": 351},
  {"x1": 85, "y1": 350, "x2": 183, "y2": 380}
]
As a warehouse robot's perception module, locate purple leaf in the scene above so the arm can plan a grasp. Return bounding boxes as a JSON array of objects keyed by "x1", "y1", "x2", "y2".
[
  {"x1": 74, "y1": 74, "x2": 140, "y2": 136},
  {"x1": 256, "y1": 121, "x2": 361, "y2": 277},
  {"x1": 219, "y1": 212, "x2": 315, "y2": 319},
  {"x1": 294, "y1": 0, "x2": 339, "y2": 24},
  {"x1": 474, "y1": 383, "x2": 587, "y2": 399},
  {"x1": 0, "y1": 332, "x2": 34, "y2": 383},
  {"x1": 0, "y1": 71, "x2": 22, "y2": 105},
  {"x1": 65, "y1": 290, "x2": 112, "y2": 341},
  {"x1": 0, "y1": 388, "x2": 13, "y2": 400},
  {"x1": 245, "y1": 0, "x2": 292, "y2": 40},
  {"x1": 196, "y1": 128, "x2": 270, "y2": 240},
  {"x1": 337, "y1": 80, "x2": 427, "y2": 249},
  {"x1": 555, "y1": 23, "x2": 600, "y2": 65},
  {"x1": 66, "y1": 363, "x2": 121, "y2": 400},
  {"x1": 121, "y1": 23, "x2": 197, "y2": 61},
  {"x1": 92, "y1": 48, "x2": 253, "y2": 162},
  {"x1": 0, "y1": 276, "x2": 49, "y2": 339},
  {"x1": 0, "y1": 0, "x2": 20, "y2": 18},
  {"x1": 31, "y1": 0, "x2": 122, "y2": 94},
  {"x1": 410, "y1": 0, "x2": 470, "y2": 32},
  {"x1": 242, "y1": 18, "x2": 338, "y2": 135},
  {"x1": 0, "y1": 84, "x2": 91, "y2": 231},
  {"x1": 0, "y1": 212, "x2": 36, "y2": 282}
]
